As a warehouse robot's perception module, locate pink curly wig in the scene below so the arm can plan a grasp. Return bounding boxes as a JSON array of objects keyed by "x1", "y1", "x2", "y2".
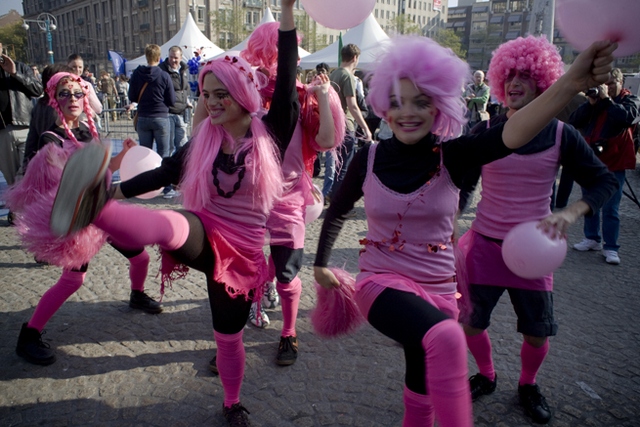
[
  {"x1": 241, "y1": 22, "x2": 302, "y2": 79},
  {"x1": 46, "y1": 72, "x2": 100, "y2": 146},
  {"x1": 487, "y1": 36, "x2": 564, "y2": 104},
  {"x1": 367, "y1": 36, "x2": 470, "y2": 142},
  {"x1": 180, "y1": 57, "x2": 283, "y2": 213}
]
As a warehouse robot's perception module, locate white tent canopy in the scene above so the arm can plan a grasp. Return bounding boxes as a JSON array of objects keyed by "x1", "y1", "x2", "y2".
[
  {"x1": 125, "y1": 13, "x2": 224, "y2": 74},
  {"x1": 210, "y1": 8, "x2": 310, "y2": 61},
  {"x1": 299, "y1": 14, "x2": 389, "y2": 71}
]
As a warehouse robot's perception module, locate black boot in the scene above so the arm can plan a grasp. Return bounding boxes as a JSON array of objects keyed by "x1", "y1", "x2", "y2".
[
  {"x1": 16, "y1": 323, "x2": 56, "y2": 365},
  {"x1": 129, "y1": 290, "x2": 163, "y2": 314}
]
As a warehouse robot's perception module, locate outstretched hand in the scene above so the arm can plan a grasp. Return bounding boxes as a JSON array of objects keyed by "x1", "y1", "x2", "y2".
[
  {"x1": 309, "y1": 73, "x2": 331, "y2": 95},
  {"x1": 566, "y1": 40, "x2": 617, "y2": 93}
]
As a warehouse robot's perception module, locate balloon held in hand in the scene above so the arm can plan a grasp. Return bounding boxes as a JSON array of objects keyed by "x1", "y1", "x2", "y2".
[
  {"x1": 502, "y1": 221, "x2": 567, "y2": 279},
  {"x1": 119, "y1": 146, "x2": 164, "y2": 199}
]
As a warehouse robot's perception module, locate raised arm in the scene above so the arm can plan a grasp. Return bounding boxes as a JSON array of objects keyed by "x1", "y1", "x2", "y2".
[{"x1": 503, "y1": 40, "x2": 617, "y2": 149}]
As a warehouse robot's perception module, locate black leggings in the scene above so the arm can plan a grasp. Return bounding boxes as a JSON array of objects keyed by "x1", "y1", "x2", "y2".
[
  {"x1": 367, "y1": 288, "x2": 451, "y2": 394},
  {"x1": 167, "y1": 210, "x2": 252, "y2": 335},
  {"x1": 71, "y1": 243, "x2": 146, "y2": 273}
]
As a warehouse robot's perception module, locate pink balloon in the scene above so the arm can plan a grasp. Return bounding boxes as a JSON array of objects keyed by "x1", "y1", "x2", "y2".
[
  {"x1": 501, "y1": 221, "x2": 567, "y2": 279},
  {"x1": 305, "y1": 185, "x2": 324, "y2": 224},
  {"x1": 119, "y1": 146, "x2": 164, "y2": 199},
  {"x1": 301, "y1": 0, "x2": 376, "y2": 30},
  {"x1": 556, "y1": 0, "x2": 640, "y2": 57}
]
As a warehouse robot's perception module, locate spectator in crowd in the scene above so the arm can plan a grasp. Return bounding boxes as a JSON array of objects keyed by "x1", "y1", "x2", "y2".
[
  {"x1": 570, "y1": 68, "x2": 640, "y2": 265},
  {"x1": 323, "y1": 44, "x2": 372, "y2": 203},
  {"x1": 0, "y1": 41, "x2": 43, "y2": 189},
  {"x1": 98, "y1": 70, "x2": 118, "y2": 122},
  {"x1": 128, "y1": 44, "x2": 175, "y2": 158},
  {"x1": 464, "y1": 70, "x2": 491, "y2": 129},
  {"x1": 159, "y1": 46, "x2": 190, "y2": 155}
]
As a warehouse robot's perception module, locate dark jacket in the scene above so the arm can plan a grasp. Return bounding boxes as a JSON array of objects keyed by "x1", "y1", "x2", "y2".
[
  {"x1": 0, "y1": 61, "x2": 43, "y2": 129},
  {"x1": 128, "y1": 65, "x2": 175, "y2": 118},
  {"x1": 159, "y1": 60, "x2": 189, "y2": 115},
  {"x1": 570, "y1": 89, "x2": 640, "y2": 171}
]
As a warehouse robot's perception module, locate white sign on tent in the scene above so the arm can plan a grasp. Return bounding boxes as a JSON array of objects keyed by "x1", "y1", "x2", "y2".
[{"x1": 125, "y1": 13, "x2": 224, "y2": 74}]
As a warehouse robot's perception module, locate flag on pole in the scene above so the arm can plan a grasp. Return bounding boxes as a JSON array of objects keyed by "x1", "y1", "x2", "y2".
[
  {"x1": 108, "y1": 50, "x2": 126, "y2": 76},
  {"x1": 338, "y1": 32, "x2": 343, "y2": 67}
]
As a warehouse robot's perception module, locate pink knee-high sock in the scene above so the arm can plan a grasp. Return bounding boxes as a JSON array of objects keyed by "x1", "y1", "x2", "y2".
[
  {"x1": 422, "y1": 319, "x2": 473, "y2": 427},
  {"x1": 28, "y1": 270, "x2": 86, "y2": 331},
  {"x1": 214, "y1": 330, "x2": 245, "y2": 407},
  {"x1": 128, "y1": 250, "x2": 150, "y2": 292},
  {"x1": 276, "y1": 276, "x2": 302, "y2": 337},
  {"x1": 94, "y1": 200, "x2": 189, "y2": 252},
  {"x1": 402, "y1": 386, "x2": 435, "y2": 427},
  {"x1": 466, "y1": 330, "x2": 495, "y2": 381},
  {"x1": 519, "y1": 339, "x2": 549, "y2": 386}
]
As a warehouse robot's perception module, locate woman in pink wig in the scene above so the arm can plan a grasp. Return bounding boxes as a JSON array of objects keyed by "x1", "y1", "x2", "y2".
[
  {"x1": 313, "y1": 35, "x2": 617, "y2": 427},
  {"x1": 46, "y1": 2, "x2": 299, "y2": 425},
  {"x1": 8, "y1": 72, "x2": 157, "y2": 367},
  {"x1": 235, "y1": 21, "x2": 345, "y2": 366}
]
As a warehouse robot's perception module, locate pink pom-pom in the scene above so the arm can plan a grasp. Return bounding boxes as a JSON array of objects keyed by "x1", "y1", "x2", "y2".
[{"x1": 311, "y1": 268, "x2": 365, "y2": 338}]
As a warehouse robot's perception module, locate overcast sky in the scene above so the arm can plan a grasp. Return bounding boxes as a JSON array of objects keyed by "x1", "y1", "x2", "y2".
[{"x1": 0, "y1": 0, "x2": 24, "y2": 16}]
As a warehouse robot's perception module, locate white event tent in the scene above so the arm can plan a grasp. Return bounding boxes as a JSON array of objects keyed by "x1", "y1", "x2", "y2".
[
  {"x1": 125, "y1": 13, "x2": 224, "y2": 74},
  {"x1": 299, "y1": 14, "x2": 389, "y2": 71},
  {"x1": 210, "y1": 8, "x2": 310, "y2": 61}
]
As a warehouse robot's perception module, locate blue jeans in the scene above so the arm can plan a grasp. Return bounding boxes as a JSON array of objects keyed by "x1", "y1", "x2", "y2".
[
  {"x1": 582, "y1": 170, "x2": 626, "y2": 251},
  {"x1": 136, "y1": 116, "x2": 171, "y2": 158},
  {"x1": 168, "y1": 113, "x2": 188, "y2": 155},
  {"x1": 322, "y1": 131, "x2": 356, "y2": 198}
]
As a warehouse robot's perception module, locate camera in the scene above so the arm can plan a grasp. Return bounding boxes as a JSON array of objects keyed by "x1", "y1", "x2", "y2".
[{"x1": 585, "y1": 87, "x2": 599, "y2": 98}]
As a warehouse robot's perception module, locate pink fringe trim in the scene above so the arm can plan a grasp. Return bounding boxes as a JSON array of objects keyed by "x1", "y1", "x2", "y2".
[
  {"x1": 159, "y1": 249, "x2": 189, "y2": 302},
  {"x1": 311, "y1": 268, "x2": 366, "y2": 338}
]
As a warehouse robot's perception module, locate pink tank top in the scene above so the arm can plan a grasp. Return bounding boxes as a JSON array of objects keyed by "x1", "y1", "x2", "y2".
[
  {"x1": 266, "y1": 122, "x2": 315, "y2": 249},
  {"x1": 472, "y1": 121, "x2": 563, "y2": 239},
  {"x1": 357, "y1": 143, "x2": 459, "y2": 295}
]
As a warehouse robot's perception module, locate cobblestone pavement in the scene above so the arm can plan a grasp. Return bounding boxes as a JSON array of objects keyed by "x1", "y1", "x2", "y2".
[{"x1": 1, "y1": 167, "x2": 639, "y2": 427}]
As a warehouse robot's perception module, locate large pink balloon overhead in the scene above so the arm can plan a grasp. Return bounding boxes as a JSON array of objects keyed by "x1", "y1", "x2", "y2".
[
  {"x1": 556, "y1": 0, "x2": 640, "y2": 57},
  {"x1": 301, "y1": 0, "x2": 376, "y2": 30},
  {"x1": 501, "y1": 221, "x2": 567, "y2": 279},
  {"x1": 119, "y1": 146, "x2": 164, "y2": 199}
]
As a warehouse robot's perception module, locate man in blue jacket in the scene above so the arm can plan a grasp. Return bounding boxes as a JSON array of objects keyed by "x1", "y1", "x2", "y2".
[{"x1": 129, "y1": 44, "x2": 175, "y2": 159}]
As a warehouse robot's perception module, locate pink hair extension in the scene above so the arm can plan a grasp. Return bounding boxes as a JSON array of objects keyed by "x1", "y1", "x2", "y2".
[
  {"x1": 46, "y1": 72, "x2": 99, "y2": 146},
  {"x1": 487, "y1": 36, "x2": 564, "y2": 104},
  {"x1": 182, "y1": 59, "x2": 283, "y2": 213},
  {"x1": 311, "y1": 268, "x2": 366, "y2": 338},
  {"x1": 241, "y1": 22, "x2": 303, "y2": 78},
  {"x1": 367, "y1": 36, "x2": 470, "y2": 142}
]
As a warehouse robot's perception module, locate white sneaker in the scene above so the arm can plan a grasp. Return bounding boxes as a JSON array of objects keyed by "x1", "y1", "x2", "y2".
[
  {"x1": 602, "y1": 250, "x2": 620, "y2": 265},
  {"x1": 573, "y1": 238, "x2": 603, "y2": 251},
  {"x1": 262, "y1": 282, "x2": 280, "y2": 309},
  {"x1": 249, "y1": 301, "x2": 270, "y2": 328}
]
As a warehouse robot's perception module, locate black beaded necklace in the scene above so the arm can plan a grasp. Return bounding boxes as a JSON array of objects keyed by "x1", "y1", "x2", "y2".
[{"x1": 211, "y1": 151, "x2": 248, "y2": 198}]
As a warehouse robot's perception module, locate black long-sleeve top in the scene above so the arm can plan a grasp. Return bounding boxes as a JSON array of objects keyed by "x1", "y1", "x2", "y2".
[
  {"x1": 120, "y1": 28, "x2": 300, "y2": 198},
  {"x1": 315, "y1": 124, "x2": 509, "y2": 267}
]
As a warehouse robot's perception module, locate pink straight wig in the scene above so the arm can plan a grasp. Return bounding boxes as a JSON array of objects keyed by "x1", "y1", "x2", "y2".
[
  {"x1": 180, "y1": 57, "x2": 283, "y2": 213},
  {"x1": 367, "y1": 36, "x2": 470, "y2": 142},
  {"x1": 46, "y1": 72, "x2": 100, "y2": 146},
  {"x1": 487, "y1": 36, "x2": 564, "y2": 104}
]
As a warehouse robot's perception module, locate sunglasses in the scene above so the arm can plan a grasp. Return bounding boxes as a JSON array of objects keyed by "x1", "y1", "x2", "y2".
[{"x1": 57, "y1": 91, "x2": 85, "y2": 100}]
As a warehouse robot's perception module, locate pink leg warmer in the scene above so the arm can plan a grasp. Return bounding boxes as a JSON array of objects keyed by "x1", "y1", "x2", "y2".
[
  {"x1": 276, "y1": 276, "x2": 302, "y2": 337},
  {"x1": 520, "y1": 339, "x2": 549, "y2": 386},
  {"x1": 422, "y1": 319, "x2": 473, "y2": 427},
  {"x1": 128, "y1": 250, "x2": 150, "y2": 292},
  {"x1": 402, "y1": 386, "x2": 435, "y2": 427},
  {"x1": 28, "y1": 270, "x2": 86, "y2": 332},
  {"x1": 466, "y1": 330, "x2": 495, "y2": 381},
  {"x1": 94, "y1": 200, "x2": 190, "y2": 252},
  {"x1": 214, "y1": 330, "x2": 245, "y2": 407}
]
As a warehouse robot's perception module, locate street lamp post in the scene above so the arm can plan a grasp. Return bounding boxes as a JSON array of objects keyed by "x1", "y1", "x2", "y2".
[{"x1": 22, "y1": 13, "x2": 58, "y2": 64}]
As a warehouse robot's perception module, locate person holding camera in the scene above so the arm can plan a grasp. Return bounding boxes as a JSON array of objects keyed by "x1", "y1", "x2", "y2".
[{"x1": 569, "y1": 68, "x2": 640, "y2": 265}]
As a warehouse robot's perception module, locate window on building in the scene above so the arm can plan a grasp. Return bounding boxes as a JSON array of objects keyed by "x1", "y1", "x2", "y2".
[
  {"x1": 198, "y1": 7, "x2": 205, "y2": 23},
  {"x1": 168, "y1": 5, "x2": 176, "y2": 25}
]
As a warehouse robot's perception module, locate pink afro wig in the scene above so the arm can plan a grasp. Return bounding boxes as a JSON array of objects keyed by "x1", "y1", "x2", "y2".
[
  {"x1": 487, "y1": 36, "x2": 564, "y2": 104},
  {"x1": 241, "y1": 22, "x2": 302, "y2": 77},
  {"x1": 46, "y1": 72, "x2": 99, "y2": 145},
  {"x1": 367, "y1": 36, "x2": 470, "y2": 141}
]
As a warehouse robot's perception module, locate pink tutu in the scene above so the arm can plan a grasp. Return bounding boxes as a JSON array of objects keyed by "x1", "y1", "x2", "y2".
[{"x1": 6, "y1": 142, "x2": 107, "y2": 269}]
